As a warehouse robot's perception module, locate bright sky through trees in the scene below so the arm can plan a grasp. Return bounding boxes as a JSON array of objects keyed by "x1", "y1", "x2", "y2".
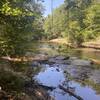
[{"x1": 43, "y1": 0, "x2": 64, "y2": 16}]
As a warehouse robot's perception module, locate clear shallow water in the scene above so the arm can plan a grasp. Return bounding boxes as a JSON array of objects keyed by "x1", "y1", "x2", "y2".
[
  {"x1": 0, "y1": 42, "x2": 100, "y2": 100},
  {"x1": 32, "y1": 42, "x2": 100, "y2": 100},
  {"x1": 34, "y1": 64, "x2": 100, "y2": 100}
]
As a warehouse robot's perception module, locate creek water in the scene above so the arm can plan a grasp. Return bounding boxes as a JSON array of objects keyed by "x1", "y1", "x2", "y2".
[
  {"x1": 0, "y1": 42, "x2": 100, "y2": 100},
  {"x1": 32, "y1": 42, "x2": 100, "y2": 100}
]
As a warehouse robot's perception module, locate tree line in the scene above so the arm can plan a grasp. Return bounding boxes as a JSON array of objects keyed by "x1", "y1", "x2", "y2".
[
  {"x1": 43, "y1": 0, "x2": 100, "y2": 47},
  {"x1": 0, "y1": 0, "x2": 100, "y2": 57}
]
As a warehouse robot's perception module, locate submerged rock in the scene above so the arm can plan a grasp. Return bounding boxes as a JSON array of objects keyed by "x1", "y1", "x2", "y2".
[
  {"x1": 71, "y1": 59, "x2": 92, "y2": 66},
  {"x1": 54, "y1": 56, "x2": 69, "y2": 60},
  {"x1": 32, "y1": 61, "x2": 41, "y2": 66},
  {"x1": 90, "y1": 70, "x2": 100, "y2": 84},
  {"x1": 47, "y1": 55, "x2": 93, "y2": 67},
  {"x1": 70, "y1": 57, "x2": 78, "y2": 60},
  {"x1": 47, "y1": 56, "x2": 70, "y2": 64}
]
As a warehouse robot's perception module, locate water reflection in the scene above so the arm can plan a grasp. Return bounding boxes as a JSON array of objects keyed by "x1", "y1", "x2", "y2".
[
  {"x1": 34, "y1": 63, "x2": 100, "y2": 100},
  {"x1": 0, "y1": 42, "x2": 100, "y2": 100},
  {"x1": 0, "y1": 60, "x2": 42, "y2": 92},
  {"x1": 32, "y1": 42, "x2": 100, "y2": 100},
  {"x1": 34, "y1": 42, "x2": 100, "y2": 60}
]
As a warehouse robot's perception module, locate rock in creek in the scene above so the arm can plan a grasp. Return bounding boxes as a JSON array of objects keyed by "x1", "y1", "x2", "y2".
[
  {"x1": 48, "y1": 56, "x2": 70, "y2": 64},
  {"x1": 71, "y1": 59, "x2": 92, "y2": 66},
  {"x1": 47, "y1": 56, "x2": 92, "y2": 67},
  {"x1": 32, "y1": 55, "x2": 93, "y2": 67}
]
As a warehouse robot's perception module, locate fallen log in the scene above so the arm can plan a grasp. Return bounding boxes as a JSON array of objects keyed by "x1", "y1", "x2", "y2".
[
  {"x1": 38, "y1": 84, "x2": 56, "y2": 91},
  {"x1": 25, "y1": 81, "x2": 56, "y2": 91},
  {"x1": 59, "y1": 85, "x2": 83, "y2": 100},
  {"x1": 90, "y1": 58, "x2": 100, "y2": 65}
]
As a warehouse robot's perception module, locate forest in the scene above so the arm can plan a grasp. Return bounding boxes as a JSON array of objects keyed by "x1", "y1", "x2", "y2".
[
  {"x1": 0, "y1": 0, "x2": 100, "y2": 100},
  {"x1": 44, "y1": 0, "x2": 100, "y2": 47}
]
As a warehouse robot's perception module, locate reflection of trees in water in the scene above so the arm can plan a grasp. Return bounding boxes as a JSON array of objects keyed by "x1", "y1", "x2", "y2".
[
  {"x1": 9, "y1": 61, "x2": 42, "y2": 79},
  {"x1": 0, "y1": 61, "x2": 42, "y2": 92},
  {"x1": 63, "y1": 67, "x2": 100, "y2": 95},
  {"x1": 0, "y1": 69, "x2": 24, "y2": 92},
  {"x1": 47, "y1": 43, "x2": 84, "y2": 58},
  {"x1": 51, "y1": 70, "x2": 77, "y2": 100},
  {"x1": 86, "y1": 80, "x2": 100, "y2": 95},
  {"x1": 63, "y1": 70, "x2": 76, "y2": 92}
]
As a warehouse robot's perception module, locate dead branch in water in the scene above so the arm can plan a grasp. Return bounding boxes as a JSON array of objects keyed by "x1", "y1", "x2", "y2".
[
  {"x1": 59, "y1": 85, "x2": 83, "y2": 100},
  {"x1": 90, "y1": 58, "x2": 100, "y2": 65},
  {"x1": 38, "y1": 84, "x2": 56, "y2": 91}
]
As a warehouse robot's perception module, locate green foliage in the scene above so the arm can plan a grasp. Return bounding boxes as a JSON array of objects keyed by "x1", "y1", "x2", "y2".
[
  {"x1": 44, "y1": 0, "x2": 100, "y2": 47},
  {"x1": 43, "y1": 4, "x2": 68, "y2": 39},
  {"x1": 0, "y1": 0, "x2": 44, "y2": 57},
  {"x1": 64, "y1": 0, "x2": 94, "y2": 46},
  {"x1": 0, "y1": 70, "x2": 25, "y2": 92},
  {"x1": 83, "y1": 3, "x2": 100, "y2": 40}
]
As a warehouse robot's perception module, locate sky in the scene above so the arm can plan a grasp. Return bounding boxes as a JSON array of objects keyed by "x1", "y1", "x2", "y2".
[{"x1": 43, "y1": 0, "x2": 64, "y2": 16}]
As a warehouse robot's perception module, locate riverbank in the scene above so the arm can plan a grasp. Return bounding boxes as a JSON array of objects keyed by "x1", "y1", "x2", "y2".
[
  {"x1": 49, "y1": 38, "x2": 100, "y2": 49},
  {"x1": 48, "y1": 38, "x2": 100, "y2": 65}
]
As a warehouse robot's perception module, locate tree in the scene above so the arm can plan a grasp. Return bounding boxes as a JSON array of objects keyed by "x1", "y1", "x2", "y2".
[
  {"x1": 83, "y1": 3, "x2": 100, "y2": 40},
  {"x1": 43, "y1": 4, "x2": 68, "y2": 39},
  {"x1": 0, "y1": 0, "x2": 44, "y2": 57},
  {"x1": 64, "y1": 0, "x2": 94, "y2": 46},
  {"x1": 43, "y1": 0, "x2": 100, "y2": 47}
]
